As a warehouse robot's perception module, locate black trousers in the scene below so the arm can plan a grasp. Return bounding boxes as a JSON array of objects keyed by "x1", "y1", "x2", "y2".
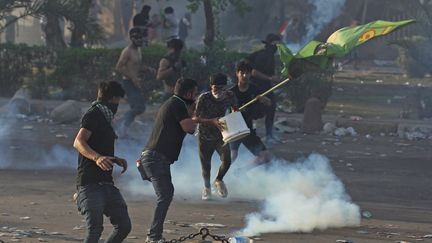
[{"x1": 198, "y1": 137, "x2": 231, "y2": 188}]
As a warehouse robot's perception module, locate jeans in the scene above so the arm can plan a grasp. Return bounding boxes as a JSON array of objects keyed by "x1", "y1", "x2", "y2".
[
  {"x1": 76, "y1": 183, "x2": 131, "y2": 243},
  {"x1": 121, "y1": 79, "x2": 146, "y2": 127},
  {"x1": 138, "y1": 150, "x2": 174, "y2": 241}
]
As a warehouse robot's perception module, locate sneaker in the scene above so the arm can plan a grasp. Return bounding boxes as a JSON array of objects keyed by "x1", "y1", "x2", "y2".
[
  {"x1": 265, "y1": 135, "x2": 282, "y2": 145},
  {"x1": 145, "y1": 236, "x2": 166, "y2": 243},
  {"x1": 202, "y1": 187, "x2": 212, "y2": 201},
  {"x1": 214, "y1": 180, "x2": 228, "y2": 198}
]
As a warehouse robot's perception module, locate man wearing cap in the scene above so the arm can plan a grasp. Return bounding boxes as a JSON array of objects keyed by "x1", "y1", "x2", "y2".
[
  {"x1": 115, "y1": 27, "x2": 155, "y2": 137},
  {"x1": 245, "y1": 33, "x2": 282, "y2": 144}
]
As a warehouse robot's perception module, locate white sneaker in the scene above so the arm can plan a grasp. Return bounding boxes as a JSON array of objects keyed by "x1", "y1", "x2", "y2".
[
  {"x1": 214, "y1": 180, "x2": 228, "y2": 198},
  {"x1": 265, "y1": 135, "x2": 282, "y2": 145},
  {"x1": 202, "y1": 187, "x2": 211, "y2": 201}
]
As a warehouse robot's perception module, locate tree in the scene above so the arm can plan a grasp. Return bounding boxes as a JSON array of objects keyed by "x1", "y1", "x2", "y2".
[
  {"x1": 0, "y1": 0, "x2": 104, "y2": 49},
  {"x1": 186, "y1": 0, "x2": 251, "y2": 47}
]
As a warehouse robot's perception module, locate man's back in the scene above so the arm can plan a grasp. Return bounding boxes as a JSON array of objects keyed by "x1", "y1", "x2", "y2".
[{"x1": 146, "y1": 96, "x2": 189, "y2": 162}]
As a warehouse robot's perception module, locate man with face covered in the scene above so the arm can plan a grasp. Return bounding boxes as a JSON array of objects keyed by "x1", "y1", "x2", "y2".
[
  {"x1": 245, "y1": 33, "x2": 282, "y2": 144},
  {"x1": 73, "y1": 81, "x2": 131, "y2": 243},
  {"x1": 137, "y1": 78, "x2": 200, "y2": 243},
  {"x1": 115, "y1": 27, "x2": 155, "y2": 137},
  {"x1": 193, "y1": 73, "x2": 237, "y2": 200}
]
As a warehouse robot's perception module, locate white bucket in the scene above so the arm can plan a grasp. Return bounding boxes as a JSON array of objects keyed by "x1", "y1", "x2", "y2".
[{"x1": 219, "y1": 112, "x2": 250, "y2": 144}]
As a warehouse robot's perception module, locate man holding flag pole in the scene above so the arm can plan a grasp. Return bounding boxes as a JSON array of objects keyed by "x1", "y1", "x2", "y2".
[{"x1": 235, "y1": 19, "x2": 416, "y2": 136}]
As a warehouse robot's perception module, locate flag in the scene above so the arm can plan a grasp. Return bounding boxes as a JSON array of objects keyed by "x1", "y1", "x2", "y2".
[
  {"x1": 326, "y1": 19, "x2": 416, "y2": 57},
  {"x1": 277, "y1": 19, "x2": 416, "y2": 76}
]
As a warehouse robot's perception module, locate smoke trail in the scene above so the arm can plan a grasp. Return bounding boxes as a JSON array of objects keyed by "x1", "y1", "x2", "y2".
[
  {"x1": 237, "y1": 154, "x2": 360, "y2": 236},
  {"x1": 305, "y1": 0, "x2": 346, "y2": 41}
]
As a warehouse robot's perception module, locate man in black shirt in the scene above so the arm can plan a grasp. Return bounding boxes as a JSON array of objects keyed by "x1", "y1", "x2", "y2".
[
  {"x1": 230, "y1": 61, "x2": 272, "y2": 169},
  {"x1": 156, "y1": 39, "x2": 185, "y2": 99},
  {"x1": 246, "y1": 33, "x2": 282, "y2": 144},
  {"x1": 137, "y1": 78, "x2": 197, "y2": 243},
  {"x1": 73, "y1": 81, "x2": 131, "y2": 243},
  {"x1": 132, "y1": 5, "x2": 151, "y2": 46}
]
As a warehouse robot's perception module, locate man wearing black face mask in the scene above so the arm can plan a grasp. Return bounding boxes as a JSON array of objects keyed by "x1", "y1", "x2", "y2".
[
  {"x1": 137, "y1": 78, "x2": 197, "y2": 243},
  {"x1": 73, "y1": 81, "x2": 131, "y2": 243},
  {"x1": 246, "y1": 33, "x2": 281, "y2": 145}
]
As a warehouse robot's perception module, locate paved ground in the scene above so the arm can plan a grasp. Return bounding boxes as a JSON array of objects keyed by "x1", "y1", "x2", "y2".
[{"x1": 0, "y1": 96, "x2": 432, "y2": 242}]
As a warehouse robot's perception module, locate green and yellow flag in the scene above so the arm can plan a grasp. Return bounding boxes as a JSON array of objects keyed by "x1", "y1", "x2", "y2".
[
  {"x1": 326, "y1": 19, "x2": 415, "y2": 57},
  {"x1": 277, "y1": 19, "x2": 416, "y2": 76}
]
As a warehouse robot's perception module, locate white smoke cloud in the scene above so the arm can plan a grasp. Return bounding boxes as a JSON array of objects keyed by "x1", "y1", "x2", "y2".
[
  {"x1": 305, "y1": 0, "x2": 346, "y2": 41},
  {"x1": 237, "y1": 154, "x2": 360, "y2": 236},
  {"x1": 120, "y1": 135, "x2": 360, "y2": 235}
]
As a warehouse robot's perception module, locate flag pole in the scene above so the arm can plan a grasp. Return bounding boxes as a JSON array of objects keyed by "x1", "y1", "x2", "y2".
[{"x1": 239, "y1": 77, "x2": 291, "y2": 111}]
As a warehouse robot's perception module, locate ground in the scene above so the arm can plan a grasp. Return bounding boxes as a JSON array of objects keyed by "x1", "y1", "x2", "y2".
[{"x1": 0, "y1": 67, "x2": 432, "y2": 243}]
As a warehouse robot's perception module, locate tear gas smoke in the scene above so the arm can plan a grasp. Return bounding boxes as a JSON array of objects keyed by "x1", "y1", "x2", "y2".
[
  {"x1": 305, "y1": 0, "x2": 346, "y2": 41},
  {"x1": 120, "y1": 136, "x2": 360, "y2": 235}
]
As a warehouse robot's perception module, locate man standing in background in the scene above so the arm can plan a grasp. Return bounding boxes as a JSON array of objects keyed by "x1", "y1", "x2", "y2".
[
  {"x1": 132, "y1": 5, "x2": 152, "y2": 46},
  {"x1": 246, "y1": 33, "x2": 282, "y2": 144},
  {"x1": 157, "y1": 38, "x2": 185, "y2": 99},
  {"x1": 162, "y1": 6, "x2": 179, "y2": 40}
]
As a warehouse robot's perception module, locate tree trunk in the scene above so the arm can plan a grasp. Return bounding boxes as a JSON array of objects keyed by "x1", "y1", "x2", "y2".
[
  {"x1": 70, "y1": 0, "x2": 92, "y2": 47},
  {"x1": 203, "y1": 0, "x2": 214, "y2": 47},
  {"x1": 44, "y1": 13, "x2": 66, "y2": 49}
]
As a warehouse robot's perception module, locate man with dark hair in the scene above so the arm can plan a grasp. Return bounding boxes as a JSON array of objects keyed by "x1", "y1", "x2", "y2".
[
  {"x1": 137, "y1": 78, "x2": 198, "y2": 243},
  {"x1": 156, "y1": 38, "x2": 185, "y2": 99},
  {"x1": 162, "y1": 6, "x2": 178, "y2": 40},
  {"x1": 193, "y1": 73, "x2": 237, "y2": 200},
  {"x1": 73, "y1": 81, "x2": 131, "y2": 243},
  {"x1": 230, "y1": 61, "x2": 272, "y2": 168},
  {"x1": 115, "y1": 27, "x2": 155, "y2": 137},
  {"x1": 132, "y1": 5, "x2": 152, "y2": 46},
  {"x1": 246, "y1": 33, "x2": 282, "y2": 144}
]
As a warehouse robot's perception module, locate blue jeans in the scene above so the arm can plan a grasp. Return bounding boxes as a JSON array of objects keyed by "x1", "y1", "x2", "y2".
[
  {"x1": 76, "y1": 183, "x2": 131, "y2": 243},
  {"x1": 121, "y1": 79, "x2": 146, "y2": 127},
  {"x1": 138, "y1": 150, "x2": 174, "y2": 241}
]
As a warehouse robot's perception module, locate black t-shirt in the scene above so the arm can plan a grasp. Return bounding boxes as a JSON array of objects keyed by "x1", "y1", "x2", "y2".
[
  {"x1": 145, "y1": 96, "x2": 189, "y2": 162},
  {"x1": 231, "y1": 84, "x2": 261, "y2": 129},
  {"x1": 76, "y1": 106, "x2": 116, "y2": 187},
  {"x1": 132, "y1": 13, "x2": 149, "y2": 36},
  {"x1": 246, "y1": 48, "x2": 275, "y2": 91}
]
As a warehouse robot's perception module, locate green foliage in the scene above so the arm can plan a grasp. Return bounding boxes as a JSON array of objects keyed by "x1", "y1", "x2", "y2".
[
  {"x1": 186, "y1": 0, "x2": 251, "y2": 15},
  {"x1": 0, "y1": 43, "x2": 55, "y2": 97},
  {"x1": 0, "y1": 43, "x2": 245, "y2": 101}
]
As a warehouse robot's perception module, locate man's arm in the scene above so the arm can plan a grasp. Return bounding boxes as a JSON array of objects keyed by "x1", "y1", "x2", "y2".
[
  {"x1": 251, "y1": 69, "x2": 279, "y2": 82},
  {"x1": 73, "y1": 128, "x2": 115, "y2": 171},
  {"x1": 180, "y1": 118, "x2": 196, "y2": 134},
  {"x1": 156, "y1": 58, "x2": 176, "y2": 81},
  {"x1": 116, "y1": 48, "x2": 138, "y2": 81}
]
